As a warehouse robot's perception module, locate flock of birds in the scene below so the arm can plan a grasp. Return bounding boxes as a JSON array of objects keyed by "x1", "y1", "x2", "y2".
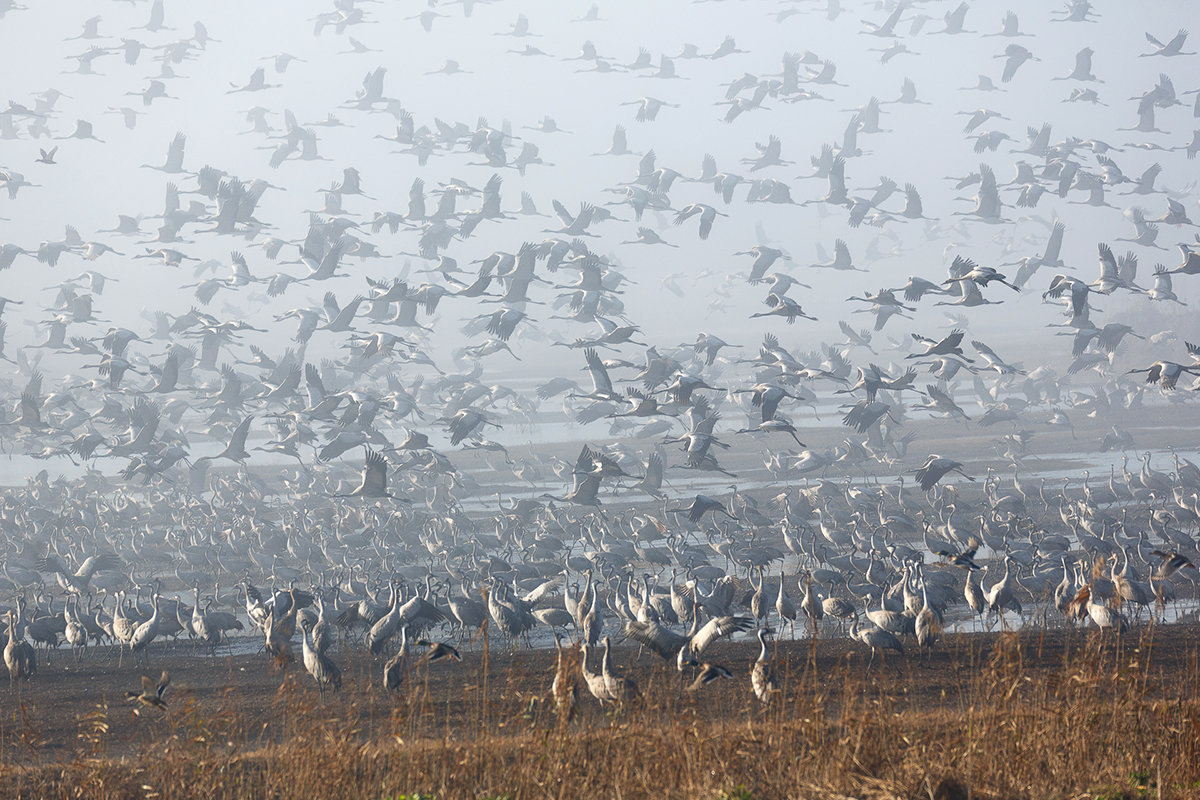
[{"x1": 2, "y1": 0, "x2": 1200, "y2": 712}]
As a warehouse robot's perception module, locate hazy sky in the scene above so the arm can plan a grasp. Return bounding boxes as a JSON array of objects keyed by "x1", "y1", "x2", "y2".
[{"x1": 1, "y1": 0, "x2": 1199, "y2": 479}]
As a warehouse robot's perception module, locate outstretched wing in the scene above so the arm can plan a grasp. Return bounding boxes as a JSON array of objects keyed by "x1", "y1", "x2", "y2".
[
  {"x1": 584, "y1": 347, "x2": 613, "y2": 395},
  {"x1": 361, "y1": 447, "x2": 388, "y2": 496}
]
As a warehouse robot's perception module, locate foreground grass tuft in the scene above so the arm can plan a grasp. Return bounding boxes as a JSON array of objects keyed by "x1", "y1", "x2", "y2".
[{"x1": 1, "y1": 628, "x2": 1197, "y2": 799}]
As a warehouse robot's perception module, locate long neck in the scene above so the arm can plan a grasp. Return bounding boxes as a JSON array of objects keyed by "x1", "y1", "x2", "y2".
[{"x1": 580, "y1": 645, "x2": 595, "y2": 679}]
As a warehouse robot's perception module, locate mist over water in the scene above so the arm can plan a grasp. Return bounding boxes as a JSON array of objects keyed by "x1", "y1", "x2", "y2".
[{"x1": 0, "y1": 0, "x2": 1199, "y2": 657}]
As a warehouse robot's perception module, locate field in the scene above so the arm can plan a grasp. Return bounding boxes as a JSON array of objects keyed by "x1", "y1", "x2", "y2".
[
  {"x1": 2, "y1": 622, "x2": 1199, "y2": 800},
  {"x1": 3, "y1": 336, "x2": 1200, "y2": 800},
  {"x1": 4, "y1": 388, "x2": 1200, "y2": 799}
]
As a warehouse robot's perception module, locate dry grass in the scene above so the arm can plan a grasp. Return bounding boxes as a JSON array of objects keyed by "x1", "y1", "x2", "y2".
[{"x1": 2, "y1": 628, "x2": 1199, "y2": 800}]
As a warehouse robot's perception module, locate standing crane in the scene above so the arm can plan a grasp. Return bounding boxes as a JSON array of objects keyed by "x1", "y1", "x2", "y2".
[
  {"x1": 750, "y1": 628, "x2": 778, "y2": 704},
  {"x1": 4, "y1": 611, "x2": 36, "y2": 684},
  {"x1": 128, "y1": 589, "x2": 161, "y2": 666},
  {"x1": 299, "y1": 619, "x2": 342, "y2": 698}
]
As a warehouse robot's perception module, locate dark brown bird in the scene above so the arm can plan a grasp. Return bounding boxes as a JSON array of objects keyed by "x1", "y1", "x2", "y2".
[
  {"x1": 416, "y1": 639, "x2": 462, "y2": 662},
  {"x1": 126, "y1": 671, "x2": 170, "y2": 712},
  {"x1": 687, "y1": 662, "x2": 734, "y2": 692},
  {"x1": 1151, "y1": 550, "x2": 1198, "y2": 579}
]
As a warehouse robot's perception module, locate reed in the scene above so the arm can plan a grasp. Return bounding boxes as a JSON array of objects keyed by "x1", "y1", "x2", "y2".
[{"x1": 1, "y1": 626, "x2": 1197, "y2": 800}]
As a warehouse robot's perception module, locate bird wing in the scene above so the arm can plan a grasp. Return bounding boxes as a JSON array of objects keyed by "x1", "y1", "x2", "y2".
[
  {"x1": 1097, "y1": 243, "x2": 1118, "y2": 279},
  {"x1": 760, "y1": 388, "x2": 786, "y2": 423},
  {"x1": 573, "y1": 444, "x2": 600, "y2": 475},
  {"x1": 1042, "y1": 274, "x2": 1069, "y2": 299},
  {"x1": 915, "y1": 458, "x2": 950, "y2": 490},
  {"x1": 643, "y1": 451, "x2": 664, "y2": 489},
  {"x1": 690, "y1": 615, "x2": 753, "y2": 653},
  {"x1": 673, "y1": 205, "x2": 700, "y2": 225},
  {"x1": 948, "y1": 256, "x2": 977, "y2": 279},
  {"x1": 1117, "y1": 252, "x2": 1139, "y2": 285},
  {"x1": 322, "y1": 291, "x2": 341, "y2": 322},
  {"x1": 971, "y1": 339, "x2": 1000, "y2": 362},
  {"x1": 38, "y1": 553, "x2": 70, "y2": 576},
  {"x1": 362, "y1": 448, "x2": 388, "y2": 495},
  {"x1": 228, "y1": 415, "x2": 254, "y2": 452},
  {"x1": 521, "y1": 579, "x2": 558, "y2": 604},
  {"x1": 1043, "y1": 222, "x2": 1065, "y2": 263},
  {"x1": 584, "y1": 347, "x2": 613, "y2": 395},
  {"x1": 168, "y1": 132, "x2": 186, "y2": 164},
  {"x1": 570, "y1": 472, "x2": 602, "y2": 504},
  {"x1": 693, "y1": 412, "x2": 720, "y2": 437},
  {"x1": 75, "y1": 553, "x2": 120, "y2": 580},
  {"x1": 623, "y1": 619, "x2": 686, "y2": 659}
]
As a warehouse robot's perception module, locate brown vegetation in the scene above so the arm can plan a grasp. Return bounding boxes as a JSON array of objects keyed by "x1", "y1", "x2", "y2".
[{"x1": 1, "y1": 624, "x2": 1198, "y2": 799}]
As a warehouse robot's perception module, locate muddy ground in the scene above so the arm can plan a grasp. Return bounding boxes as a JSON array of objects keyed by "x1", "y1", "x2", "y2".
[{"x1": 3, "y1": 620, "x2": 1198, "y2": 764}]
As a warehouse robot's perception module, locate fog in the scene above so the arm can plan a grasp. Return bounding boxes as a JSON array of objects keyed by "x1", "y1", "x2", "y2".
[
  {"x1": 4, "y1": 0, "x2": 1200, "y2": 723},
  {"x1": 1, "y1": 0, "x2": 1199, "y2": 486}
]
